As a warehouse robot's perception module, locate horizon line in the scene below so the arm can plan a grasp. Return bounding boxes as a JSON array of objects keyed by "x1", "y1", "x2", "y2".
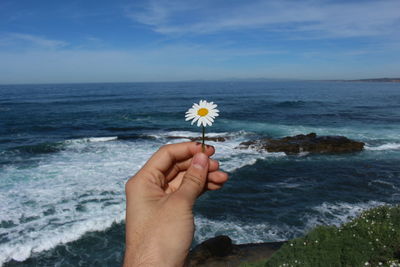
[{"x1": 1, "y1": 77, "x2": 399, "y2": 86}]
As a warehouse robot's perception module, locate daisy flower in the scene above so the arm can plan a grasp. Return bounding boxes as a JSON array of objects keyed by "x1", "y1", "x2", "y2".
[
  {"x1": 185, "y1": 100, "x2": 219, "y2": 127},
  {"x1": 185, "y1": 100, "x2": 219, "y2": 151}
]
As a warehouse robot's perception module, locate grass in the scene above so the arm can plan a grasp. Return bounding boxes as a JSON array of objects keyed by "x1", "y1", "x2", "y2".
[{"x1": 241, "y1": 205, "x2": 400, "y2": 267}]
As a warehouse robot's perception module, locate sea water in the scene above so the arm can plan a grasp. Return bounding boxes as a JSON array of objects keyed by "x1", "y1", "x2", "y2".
[{"x1": 0, "y1": 81, "x2": 399, "y2": 266}]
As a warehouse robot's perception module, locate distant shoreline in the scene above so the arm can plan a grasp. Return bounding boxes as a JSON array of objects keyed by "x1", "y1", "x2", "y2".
[
  {"x1": 1, "y1": 77, "x2": 400, "y2": 86},
  {"x1": 330, "y1": 78, "x2": 400, "y2": 83}
]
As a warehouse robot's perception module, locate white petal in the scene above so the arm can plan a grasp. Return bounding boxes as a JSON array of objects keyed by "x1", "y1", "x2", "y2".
[
  {"x1": 191, "y1": 116, "x2": 200, "y2": 125},
  {"x1": 186, "y1": 100, "x2": 219, "y2": 127},
  {"x1": 204, "y1": 117, "x2": 213, "y2": 126},
  {"x1": 202, "y1": 118, "x2": 209, "y2": 127},
  {"x1": 210, "y1": 113, "x2": 219, "y2": 118},
  {"x1": 208, "y1": 112, "x2": 219, "y2": 118}
]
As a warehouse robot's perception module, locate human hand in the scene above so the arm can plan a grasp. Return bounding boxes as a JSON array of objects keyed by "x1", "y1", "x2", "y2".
[{"x1": 123, "y1": 142, "x2": 229, "y2": 266}]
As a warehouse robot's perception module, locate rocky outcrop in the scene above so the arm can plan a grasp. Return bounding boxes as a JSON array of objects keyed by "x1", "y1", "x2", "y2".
[
  {"x1": 238, "y1": 133, "x2": 364, "y2": 154},
  {"x1": 187, "y1": 235, "x2": 285, "y2": 266}
]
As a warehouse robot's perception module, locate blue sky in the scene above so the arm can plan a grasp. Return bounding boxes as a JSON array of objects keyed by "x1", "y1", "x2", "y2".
[{"x1": 0, "y1": 0, "x2": 399, "y2": 84}]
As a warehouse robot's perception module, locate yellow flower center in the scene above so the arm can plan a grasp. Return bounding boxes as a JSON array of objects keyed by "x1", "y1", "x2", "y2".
[{"x1": 197, "y1": 108, "x2": 208, "y2": 117}]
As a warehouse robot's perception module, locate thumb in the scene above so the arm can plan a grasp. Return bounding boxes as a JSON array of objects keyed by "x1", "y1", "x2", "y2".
[{"x1": 175, "y1": 153, "x2": 209, "y2": 204}]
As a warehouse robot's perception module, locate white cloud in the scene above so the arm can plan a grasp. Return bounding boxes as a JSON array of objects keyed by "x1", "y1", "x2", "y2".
[
  {"x1": 126, "y1": 0, "x2": 400, "y2": 38},
  {"x1": 0, "y1": 33, "x2": 68, "y2": 49}
]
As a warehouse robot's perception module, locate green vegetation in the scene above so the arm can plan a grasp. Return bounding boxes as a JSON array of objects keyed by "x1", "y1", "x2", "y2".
[{"x1": 242, "y1": 205, "x2": 400, "y2": 267}]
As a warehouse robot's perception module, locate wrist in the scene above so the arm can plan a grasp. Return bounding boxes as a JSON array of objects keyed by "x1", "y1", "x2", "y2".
[{"x1": 124, "y1": 246, "x2": 186, "y2": 267}]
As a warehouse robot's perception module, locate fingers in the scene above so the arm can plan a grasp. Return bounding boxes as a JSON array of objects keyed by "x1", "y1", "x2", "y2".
[
  {"x1": 208, "y1": 170, "x2": 228, "y2": 183},
  {"x1": 164, "y1": 158, "x2": 219, "y2": 182},
  {"x1": 174, "y1": 153, "x2": 209, "y2": 205},
  {"x1": 206, "y1": 171, "x2": 229, "y2": 191},
  {"x1": 142, "y1": 142, "x2": 215, "y2": 174},
  {"x1": 206, "y1": 182, "x2": 224, "y2": 190}
]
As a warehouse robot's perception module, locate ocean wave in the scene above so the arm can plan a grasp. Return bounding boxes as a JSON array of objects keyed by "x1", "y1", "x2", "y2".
[
  {"x1": 219, "y1": 119, "x2": 400, "y2": 141},
  {"x1": 0, "y1": 140, "x2": 158, "y2": 266},
  {"x1": 194, "y1": 216, "x2": 290, "y2": 244},
  {"x1": 65, "y1": 136, "x2": 118, "y2": 144},
  {"x1": 194, "y1": 200, "x2": 386, "y2": 246},
  {"x1": 304, "y1": 200, "x2": 385, "y2": 230},
  {"x1": 365, "y1": 143, "x2": 400, "y2": 151},
  {"x1": 368, "y1": 179, "x2": 398, "y2": 190},
  {"x1": 2, "y1": 128, "x2": 393, "y2": 265},
  {"x1": 0, "y1": 211, "x2": 125, "y2": 265},
  {"x1": 161, "y1": 130, "x2": 285, "y2": 172},
  {"x1": 13, "y1": 142, "x2": 65, "y2": 154},
  {"x1": 104, "y1": 126, "x2": 158, "y2": 132},
  {"x1": 9, "y1": 136, "x2": 119, "y2": 156},
  {"x1": 0, "y1": 129, "x2": 286, "y2": 265},
  {"x1": 273, "y1": 100, "x2": 325, "y2": 108}
]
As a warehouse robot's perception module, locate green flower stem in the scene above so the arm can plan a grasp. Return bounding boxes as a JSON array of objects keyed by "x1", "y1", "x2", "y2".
[{"x1": 202, "y1": 126, "x2": 205, "y2": 152}]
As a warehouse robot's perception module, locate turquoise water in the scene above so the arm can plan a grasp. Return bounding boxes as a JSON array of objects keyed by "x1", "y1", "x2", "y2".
[{"x1": 1, "y1": 81, "x2": 399, "y2": 266}]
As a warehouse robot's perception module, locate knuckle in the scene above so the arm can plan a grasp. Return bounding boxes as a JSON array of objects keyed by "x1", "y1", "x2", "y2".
[
  {"x1": 212, "y1": 159, "x2": 219, "y2": 168},
  {"x1": 184, "y1": 172, "x2": 203, "y2": 188},
  {"x1": 125, "y1": 176, "x2": 139, "y2": 193},
  {"x1": 157, "y1": 145, "x2": 167, "y2": 153},
  {"x1": 157, "y1": 144, "x2": 174, "y2": 158},
  {"x1": 159, "y1": 144, "x2": 172, "y2": 152}
]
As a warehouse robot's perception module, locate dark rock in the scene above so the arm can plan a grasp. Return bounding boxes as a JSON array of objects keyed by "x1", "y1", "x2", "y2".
[
  {"x1": 238, "y1": 133, "x2": 364, "y2": 155},
  {"x1": 187, "y1": 235, "x2": 285, "y2": 266},
  {"x1": 189, "y1": 235, "x2": 232, "y2": 264},
  {"x1": 166, "y1": 136, "x2": 226, "y2": 142}
]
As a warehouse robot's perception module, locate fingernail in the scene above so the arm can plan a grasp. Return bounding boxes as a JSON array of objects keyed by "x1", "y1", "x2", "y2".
[{"x1": 192, "y1": 153, "x2": 208, "y2": 169}]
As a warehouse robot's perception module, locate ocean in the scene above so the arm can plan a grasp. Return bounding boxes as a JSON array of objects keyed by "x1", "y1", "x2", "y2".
[{"x1": 1, "y1": 81, "x2": 399, "y2": 266}]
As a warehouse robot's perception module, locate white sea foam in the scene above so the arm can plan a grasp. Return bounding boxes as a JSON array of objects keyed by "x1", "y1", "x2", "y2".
[
  {"x1": 194, "y1": 216, "x2": 290, "y2": 244},
  {"x1": 194, "y1": 200, "x2": 387, "y2": 246},
  {"x1": 0, "y1": 129, "x2": 392, "y2": 265},
  {"x1": 365, "y1": 143, "x2": 400, "y2": 151},
  {"x1": 0, "y1": 130, "x2": 276, "y2": 265},
  {"x1": 65, "y1": 136, "x2": 118, "y2": 144},
  {"x1": 221, "y1": 119, "x2": 400, "y2": 141},
  {"x1": 161, "y1": 130, "x2": 285, "y2": 172},
  {"x1": 304, "y1": 200, "x2": 385, "y2": 230},
  {"x1": 149, "y1": 130, "x2": 246, "y2": 140},
  {"x1": 368, "y1": 179, "x2": 398, "y2": 190},
  {"x1": 0, "y1": 139, "x2": 158, "y2": 265}
]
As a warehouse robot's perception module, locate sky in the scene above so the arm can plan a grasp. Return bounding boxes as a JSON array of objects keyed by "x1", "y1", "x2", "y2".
[{"x1": 0, "y1": 0, "x2": 399, "y2": 84}]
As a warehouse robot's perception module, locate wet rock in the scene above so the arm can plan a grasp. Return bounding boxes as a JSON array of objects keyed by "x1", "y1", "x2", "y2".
[
  {"x1": 238, "y1": 133, "x2": 364, "y2": 154},
  {"x1": 189, "y1": 235, "x2": 233, "y2": 264},
  {"x1": 187, "y1": 235, "x2": 285, "y2": 266}
]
